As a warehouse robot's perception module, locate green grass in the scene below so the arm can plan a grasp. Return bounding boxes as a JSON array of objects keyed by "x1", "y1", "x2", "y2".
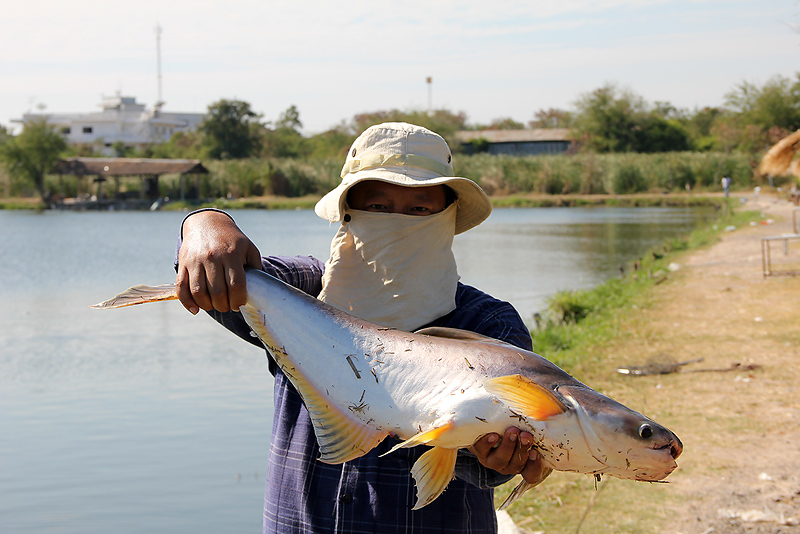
[{"x1": 0, "y1": 198, "x2": 46, "y2": 210}]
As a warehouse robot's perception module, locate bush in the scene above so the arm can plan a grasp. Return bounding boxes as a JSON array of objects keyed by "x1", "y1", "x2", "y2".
[{"x1": 613, "y1": 164, "x2": 647, "y2": 194}]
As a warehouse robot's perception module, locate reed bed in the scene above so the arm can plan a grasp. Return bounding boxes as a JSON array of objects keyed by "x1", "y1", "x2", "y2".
[{"x1": 0, "y1": 151, "x2": 767, "y2": 205}]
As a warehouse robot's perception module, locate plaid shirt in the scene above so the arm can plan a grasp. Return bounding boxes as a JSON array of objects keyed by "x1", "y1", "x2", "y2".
[{"x1": 204, "y1": 254, "x2": 533, "y2": 534}]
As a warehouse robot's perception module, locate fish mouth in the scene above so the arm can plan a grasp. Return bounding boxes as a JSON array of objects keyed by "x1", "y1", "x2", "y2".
[{"x1": 655, "y1": 438, "x2": 683, "y2": 460}]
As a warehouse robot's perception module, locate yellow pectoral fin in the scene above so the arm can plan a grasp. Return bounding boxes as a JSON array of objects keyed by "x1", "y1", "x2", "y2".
[
  {"x1": 483, "y1": 375, "x2": 566, "y2": 421},
  {"x1": 380, "y1": 421, "x2": 455, "y2": 457},
  {"x1": 410, "y1": 446, "x2": 459, "y2": 510}
]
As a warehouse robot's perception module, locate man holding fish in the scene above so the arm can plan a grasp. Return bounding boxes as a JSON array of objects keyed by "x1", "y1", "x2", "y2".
[{"x1": 176, "y1": 123, "x2": 551, "y2": 533}]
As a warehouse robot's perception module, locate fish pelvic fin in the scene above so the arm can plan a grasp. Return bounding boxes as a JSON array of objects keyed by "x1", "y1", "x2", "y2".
[
  {"x1": 380, "y1": 421, "x2": 455, "y2": 457},
  {"x1": 91, "y1": 284, "x2": 178, "y2": 309},
  {"x1": 410, "y1": 446, "x2": 458, "y2": 510},
  {"x1": 483, "y1": 375, "x2": 566, "y2": 421},
  {"x1": 497, "y1": 467, "x2": 553, "y2": 510}
]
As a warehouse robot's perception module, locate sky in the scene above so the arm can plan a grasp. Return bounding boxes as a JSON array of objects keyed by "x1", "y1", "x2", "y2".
[{"x1": 2, "y1": 0, "x2": 799, "y2": 135}]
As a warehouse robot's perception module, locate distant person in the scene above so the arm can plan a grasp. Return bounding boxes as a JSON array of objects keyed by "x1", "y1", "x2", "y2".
[
  {"x1": 721, "y1": 176, "x2": 731, "y2": 198},
  {"x1": 174, "y1": 122, "x2": 550, "y2": 533}
]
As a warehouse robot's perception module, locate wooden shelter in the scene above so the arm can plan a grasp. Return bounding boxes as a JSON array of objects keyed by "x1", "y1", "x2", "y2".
[{"x1": 54, "y1": 157, "x2": 208, "y2": 205}]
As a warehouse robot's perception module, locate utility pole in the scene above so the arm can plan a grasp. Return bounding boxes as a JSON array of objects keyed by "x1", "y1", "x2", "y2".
[
  {"x1": 155, "y1": 24, "x2": 164, "y2": 110},
  {"x1": 426, "y1": 77, "x2": 432, "y2": 114}
]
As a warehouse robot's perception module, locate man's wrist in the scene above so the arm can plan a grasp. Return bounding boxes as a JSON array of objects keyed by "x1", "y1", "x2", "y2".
[{"x1": 180, "y1": 208, "x2": 236, "y2": 239}]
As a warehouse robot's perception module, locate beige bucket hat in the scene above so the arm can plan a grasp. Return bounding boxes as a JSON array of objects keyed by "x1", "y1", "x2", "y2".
[{"x1": 314, "y1": 122, "x2": 492, "y2": 234}]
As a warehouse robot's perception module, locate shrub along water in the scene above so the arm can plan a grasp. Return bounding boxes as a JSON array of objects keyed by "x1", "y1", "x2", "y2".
[
  {"x1": 11, "y1": 151, "x2": 762, "y2": 205},
  {"x1": 455, "y1": 151, "x2": 758, "y2": 196}
]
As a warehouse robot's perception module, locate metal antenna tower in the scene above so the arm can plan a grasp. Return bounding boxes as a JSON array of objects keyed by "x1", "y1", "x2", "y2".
[{"x1": 155, "y1": 24, "x2": 164, "y2": 109}]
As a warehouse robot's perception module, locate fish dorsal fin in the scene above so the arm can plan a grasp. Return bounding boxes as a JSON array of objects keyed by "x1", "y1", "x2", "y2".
[
  {"x1": 240, "y1": 306, "x2": 388, "y2": 464},
  {"x1": 483, "y1": 375, "x2": 567, "y2": 421},
  {"x1": 410, "y1": 447, "x2": 458, "y2": 510},
  {"x1": 415, "y1": 327, "x2": 517, "y2": 348}
]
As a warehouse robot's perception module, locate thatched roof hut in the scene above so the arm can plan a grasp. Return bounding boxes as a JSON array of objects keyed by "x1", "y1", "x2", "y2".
[{"x1": 758, "y1": 130, "x2": 800, "y2": 177}]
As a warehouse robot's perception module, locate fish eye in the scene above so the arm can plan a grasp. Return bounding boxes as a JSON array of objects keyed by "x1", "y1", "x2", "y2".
[{"x1": 638, "y1": 424, "x2": 654, "y2": 439}]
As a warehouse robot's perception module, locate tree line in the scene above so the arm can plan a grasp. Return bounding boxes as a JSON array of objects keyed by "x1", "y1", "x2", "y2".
[{"x1": 1, "y1": 73, "x2": 798, "y2": 202}]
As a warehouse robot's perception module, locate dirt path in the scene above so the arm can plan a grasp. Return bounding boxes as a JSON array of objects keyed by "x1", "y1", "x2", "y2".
[{"x1": 613, "y1": 195, "x2": 800, "y2": 533}]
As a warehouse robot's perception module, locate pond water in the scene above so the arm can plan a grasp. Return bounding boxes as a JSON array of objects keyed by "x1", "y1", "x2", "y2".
[{"x1": 0, "y1": 206, "x2": 714, "y2": 533}]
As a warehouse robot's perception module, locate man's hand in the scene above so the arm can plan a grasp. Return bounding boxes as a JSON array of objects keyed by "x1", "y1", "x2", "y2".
[
  {"x1": 176, "y1": 211, "x2": 262, "y2": 314},
  {"x1": 469, "y1": 427, "x2": 551, "y2": 485}
]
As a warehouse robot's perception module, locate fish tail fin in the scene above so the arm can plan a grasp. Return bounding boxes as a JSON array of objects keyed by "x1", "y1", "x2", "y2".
[
  {"x1": 497, "y1": 467, "x2": 553, "y2": 510},
  {"x1": 411, "y1": 446, "x2": 458, "y2": 510},
  {"x1": 91, "y1": 284, "x2": 178, "y2": 309}
]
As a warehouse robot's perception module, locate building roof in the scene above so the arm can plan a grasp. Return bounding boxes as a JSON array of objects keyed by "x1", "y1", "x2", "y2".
[
  {"x1": 455, "y1": 128, "x2": 572, "y2": 143},
  {"x1": 55, "y1": 157, "x2": 208, "y2": 176}
]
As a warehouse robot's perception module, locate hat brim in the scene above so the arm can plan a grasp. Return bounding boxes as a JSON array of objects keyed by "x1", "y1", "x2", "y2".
[{"x1": 314, "y1": 167, "x2": 492, "y2": 235}]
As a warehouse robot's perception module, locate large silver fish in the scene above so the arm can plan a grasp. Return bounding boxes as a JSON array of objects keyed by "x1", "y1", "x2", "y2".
[{"x1": 93, "y1": 269, "x2": 683, "y2": 509}]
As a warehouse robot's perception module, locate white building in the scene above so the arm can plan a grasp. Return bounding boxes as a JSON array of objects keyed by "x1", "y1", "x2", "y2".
[{"x1": 15, "y1": 95, "x2": 206, "y2": 155}]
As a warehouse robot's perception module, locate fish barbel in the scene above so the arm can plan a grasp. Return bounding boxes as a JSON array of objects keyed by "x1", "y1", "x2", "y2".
[{"x1": 93, "y1": 269, "x2": 683, "y2": 509}]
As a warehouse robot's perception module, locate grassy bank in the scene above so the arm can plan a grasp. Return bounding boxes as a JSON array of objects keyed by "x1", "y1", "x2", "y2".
[
  {"x1": 495, "y1": 205, "x2": 764, "y2": 532},
  {"x1": 0, "y1": 197, "x2": 46, "y2": 210}
]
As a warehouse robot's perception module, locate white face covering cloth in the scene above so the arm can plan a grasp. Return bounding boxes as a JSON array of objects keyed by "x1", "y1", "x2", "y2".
[{"x1": 318, "y1": 203, "x2": 459, "y2": 332}]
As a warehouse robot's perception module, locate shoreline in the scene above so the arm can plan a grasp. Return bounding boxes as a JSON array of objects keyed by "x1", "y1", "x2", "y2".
[
  {"x1": 500, "y1": 194, "x2": 800, "y2": 532},
  {"x1": 1, "y1": 191, "x2": 739, "y2": 211}
]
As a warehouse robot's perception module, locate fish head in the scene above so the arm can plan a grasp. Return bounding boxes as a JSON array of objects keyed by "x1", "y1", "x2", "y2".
[{"x1": 553, "y1": 384, "x2": 683, "y2": 482}]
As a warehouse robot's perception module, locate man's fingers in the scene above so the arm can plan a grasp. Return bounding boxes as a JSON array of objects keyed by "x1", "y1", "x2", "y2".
[
  {"x1": 227, "y1": 242, "x2": 262, "y2": 312},
  {"x1": 469, "y1": 433, "x2": 499, "y2": 460},
  {"x1": 245, "y1": 242, "x2": 263, "y2": 269},
  {"x1": 471, "y1": 428, "x2": 535, "y2": 474},
  {"x1": 176, "y1": 266, "x2": 202, "y2": 315},
  {"x1": 488, "y1": 428, "x2": 519, "y2": 470},
  {"x1": 225, "y1": 263, "x2": 248, "y2": 312},
  {"x1": 521, "y1": 449, "x2": 552, "y2": 485},
  {"x1": 204, "y1": 261, "x2": 231, "y2": 313}
]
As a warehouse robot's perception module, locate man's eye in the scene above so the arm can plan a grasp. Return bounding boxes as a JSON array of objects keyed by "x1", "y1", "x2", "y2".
[
  {"x1": 409, "y1": 206, "x2": 431, "y2": 213},
  {"x1": 367, "y1": 203, "x2": 388, "y2": 211}
]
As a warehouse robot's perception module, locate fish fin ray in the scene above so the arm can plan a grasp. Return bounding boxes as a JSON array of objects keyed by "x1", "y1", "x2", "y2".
[
  {"x1": 410, "y1": 446, "x2": 458, "y2": 510},
  {"x1": 414, "y1": 327, "x2": 517, "y2": 348},
  {"x1": 240, "y1": 305, "x2": 388, "y2": 464},
  {"x1": 295, "y1": 370, "x2": 388, "y2": 464},
  {"x1": 484, "y1": 375, "x2": 566, "y2": 420},
  {"x1": 91, "y1": 284, "x2": 177, "y2": 309},
  {"x1": 497, "y1": 467, "x2": 552, "y2": 510},
  {"x1": 381, "y1": 421, "x2": 455, "y2": 457}
]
